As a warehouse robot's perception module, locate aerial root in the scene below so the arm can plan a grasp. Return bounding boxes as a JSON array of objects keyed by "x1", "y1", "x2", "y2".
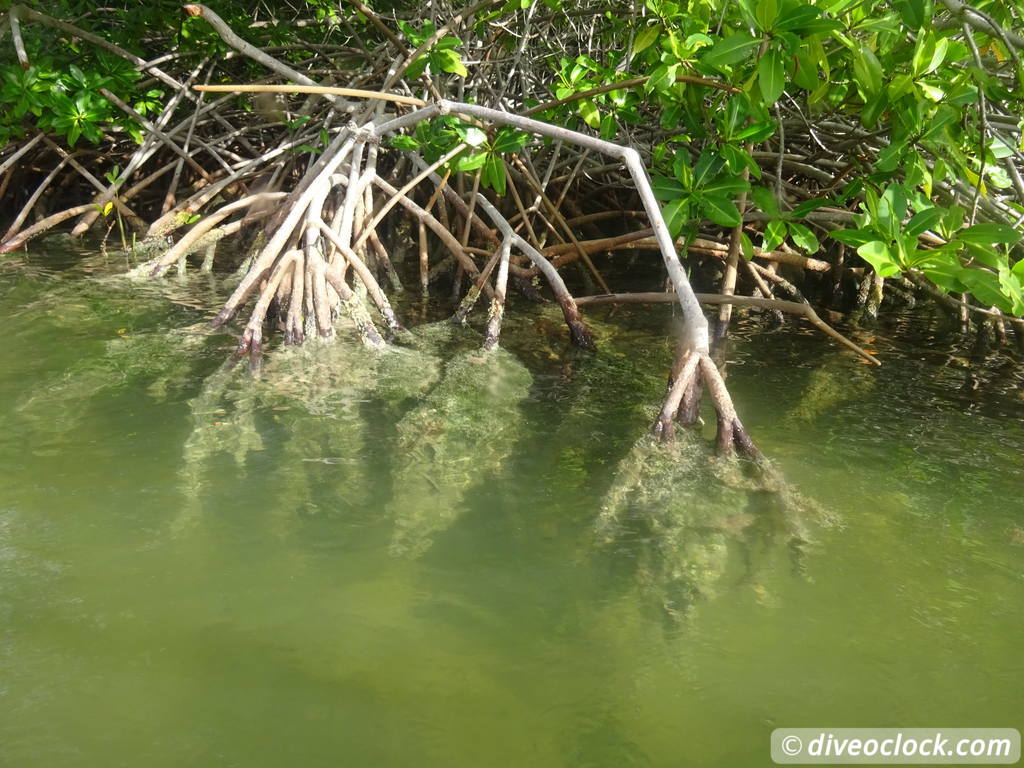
[{"x1": 653, "y1": 345, "x2": 763, "y2": 460}]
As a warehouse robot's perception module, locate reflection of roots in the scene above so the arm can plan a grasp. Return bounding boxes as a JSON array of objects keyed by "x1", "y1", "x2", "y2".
[
  {"x1": 597, "y1": 432, "x2": 824, "y2": 622},
  {"x1": 175, "y1": 357, "x2": 262, "y2": 533},
  {"x1": 17, "y1": 324, "x2": 208, "y2": 438},
  {"x1": 388, "y1": 349, "x2": 532, "y2": 558},
  {"x1": 172, "y1": 328, "x2": 449, "y2": 538}
]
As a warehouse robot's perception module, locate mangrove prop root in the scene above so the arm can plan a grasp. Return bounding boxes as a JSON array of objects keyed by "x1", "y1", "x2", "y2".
[{"x1": 168, "y1": 81, "x2": 758, "y2": 454}]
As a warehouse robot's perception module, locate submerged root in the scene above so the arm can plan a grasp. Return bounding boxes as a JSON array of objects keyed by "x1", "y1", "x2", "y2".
[
  {"x1": 595, "y1": 430, "x2": 827, "y2": 622},
  {"x1": 388, "y1": 348, "x2": 532, "y2": 558},
  {"x1": 175, "y1": 356, "x2": 263, "y2": 532}
]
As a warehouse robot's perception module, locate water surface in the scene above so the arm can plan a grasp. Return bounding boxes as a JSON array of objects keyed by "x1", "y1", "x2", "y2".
[{"x1": 1, "y1": 246, "x2": 1022, "y2": 767}]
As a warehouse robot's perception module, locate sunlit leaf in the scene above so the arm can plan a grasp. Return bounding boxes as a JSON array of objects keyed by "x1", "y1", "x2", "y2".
[
  {"x1": 390, "y1": 135, "x2": 420, "y2": 150},
  {"x1": 702, "y1": 194, "x2": 742, "y2": 227},
  {"x1": 763, "y1": 219, "x2": 787, "y2": 251},
  {"x1": 578, "y1": 99, "x2": 600, "y2": 129},
  {"x1": 702, "y1": 31, "x2": 761, "y2": 69},
  {"x1": 958, "y1": 267, "x2": 1013, "y2": 312},
  {"x1": 455, "y1": 151, "x2": 487, "y2": 171},
  {"x1": 454, "y1": 123, "x2": 488, "y2": 147},
  {"x1": 856, "y1": 240, "x2": 903, "y2": 277},
  {"x1": 435, "y1": 49, "x2": 468, "y2": 77},
  {"x1": 633, "y1": 25, "x2": 661, "y2": 53},
  {"x1": 663, "y1": 198, "x2": 690, "y2": 239},
  {"x1": 758, "y1": 48, "x2": 785, "y2": 105},
  {"x1": 788, "y1": 222, "x2": 819, "y2": 253},
  {"x1": 958, "y1": 223, "x2": 1022, "y2": 245}
]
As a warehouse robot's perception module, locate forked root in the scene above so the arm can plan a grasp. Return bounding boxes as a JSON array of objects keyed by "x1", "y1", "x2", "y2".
[{"x1": 653, "y1": 341, "x2": 762, "y2": 460}]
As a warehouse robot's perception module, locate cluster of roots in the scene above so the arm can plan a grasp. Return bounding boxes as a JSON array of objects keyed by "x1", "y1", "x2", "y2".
[{"x1": 0, "y1": 3, "x2": 833, "y2": 460}]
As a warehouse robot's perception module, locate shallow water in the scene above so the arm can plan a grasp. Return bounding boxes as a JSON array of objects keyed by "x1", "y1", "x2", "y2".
[{"x1": 1, "y1": 246, "x2": 1022, "y2": 767}]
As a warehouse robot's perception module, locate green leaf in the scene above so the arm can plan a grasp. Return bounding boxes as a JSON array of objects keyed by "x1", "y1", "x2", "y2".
[
  {"x1": 758, "y1": 49, "x2": 785, "y2": 105},
  {"x1": 789, "y1": 197, "x2": 833, "y2": 218},
  {"x1": 454, "y1": 123, "x2": 488, "y2": 147},
  {"x1": 702, "y1": 31, "x2": 761, "y2": 69},
  {"x1": 398, "y1": 20, "x2": 418, "y2": 42},
  {"x1": 578, "y1": 99, "x2": 600, "y2": 129},
  {"x1": 436, "y1": 36, "x2": 463, "y2": 50},
  {"x1": 876, "y1": 140, "x2": 908, "y2": 173},
  {"x1": 672, "y1": 149, "x2": 691, "y2": 184},
  {"x1": 435, "y1": 49, "x2": 468, "y2": 77},
  {"x1": 685, "y1": 33, "x2": 714, "y2": 50},
  {"x1": 964, "y1": 242, "x2": 1007, "y2": 271},
  {"x1": 691, "y1": 150, "x2": 723, "y2": 190},
  {"x1": 853, "y1": 45, "x2": 883, "y2": 98},
  {"x1": 921, "y1": 105, "x2": 958, "y2": 142},
  {"x1": 892, "y1": 0, "x2": 931, "y2": 28},
  {"x1": 81, "y1": 122, "x2": 103, "y2": 144},
  {"x1": 923, "y1": 36, "x2": 949, "y2": 76},
  {"x1": 754, "y1": 0, "x2": 778, "y2": 32},
  {"x1": 999, "y1": 267, "x2": 1024, "y2": 315},
  {"x1": 483, "y1": 153, "x2": 507, "y2": 195},
  {"x1": 645, "y1": 63, "x2": 672, "y2": 93},
  {"x1": 958, "y1": 223, "x2": 1022, "y2": 245},
  {"x1": 920, "y1": 252, "x2": 966, "y2": 291},
  {"x1": 905, "y1": 207, "x2": 943, "y2": 238},
  {"x1": 751, "y1": 185, "x2": 781, "y2": 218},
  {"x1": 763, "y1": 219, "x2": 787, "y2": 251},
  {"x1": 792, "y1": 48, "x2": 819, "y2": 91},
  {"x1": 856, "y1": 241, "x2": 903, "y2": 277},
  {"x1": 720, "y1": 144, "x2": 761, "y2": 179},
  {"x1": 634, "y1": 25, "x2": 661, "y2": 53},
  {"x1": 792, "y1": 18, "x2": 842, "y2": 34},
  {"x1": 704, "y1": 176, "x2": 750, "y2": 197},
  {"x1": 492, "y1": 127, "x2": 530, "y2": 153},
  {"x1": 774, "y1": 4, "x2": 821, "y2": 32},
  {"x1": 733, "y1": 120, "x2": 776, "y2": 142},
  {"x1": 455, "y1": 151, "x2": 487, "y2": 172},
  {"x1": 789, "y1": 222, "x2": 819, "y2": 252},
  {"x1": 939, "y1": 204, "x2": 965, "y2": 238},
  {"x1": 663, "y1": 198, "x2": 690, "y2": 239},
  {"x1": 599, "y1": 113, "x2": 617, "y2": 140},
  {"x1": 652, "y1": 175, "x2": 687, "y2": 200},
  {"x1": 886, "y1": 74, "x2": 915, "y2": 103},
  {"x1": 877, "y1": 185, "x2": 907, "y2": 239},
  {"x1": 958, "y1": 267, "x2": 1013, "y2": 312},
  {"x1": 830, "y1": 228, "x2": 877, "y2": 248},
  {"x1": 861, "y1": 92, "x2": 888, "y2": 129},
  {"x1": 702, "y1": 194, "x2": 742, "y2": 227},
  {"x1": 740, "y1": 231, "x2": 754, "y2": 259},
  {"x1": 405, "y1": 56, "x2": 429, "y2": 79}
]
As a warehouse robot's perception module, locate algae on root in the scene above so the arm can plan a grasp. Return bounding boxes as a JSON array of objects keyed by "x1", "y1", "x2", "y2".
[
  {"x1": 255, "y1": 340, "x2": 444, "y2": 536},
  {"x1": 595, "y1": 431, "x2": 821, "y2": 621},
  {"x1": 388, "y1": 348, "x2": 533, "y2": 558},
  {"x1": 17, "y1": 326, "x2": 212, "y2": 437},
  {"x1": 173, "y1": 336, "x2": 446, "y2": 533}
]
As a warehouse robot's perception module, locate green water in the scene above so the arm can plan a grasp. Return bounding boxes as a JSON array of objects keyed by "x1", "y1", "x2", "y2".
[{"x1": 1, "y1": 247, "x2": 1022, "y2": 767}]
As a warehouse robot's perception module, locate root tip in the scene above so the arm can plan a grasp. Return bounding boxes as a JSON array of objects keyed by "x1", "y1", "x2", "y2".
[{"x1": 569, "y1": 321, "x2": 596, "y2": 350}]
